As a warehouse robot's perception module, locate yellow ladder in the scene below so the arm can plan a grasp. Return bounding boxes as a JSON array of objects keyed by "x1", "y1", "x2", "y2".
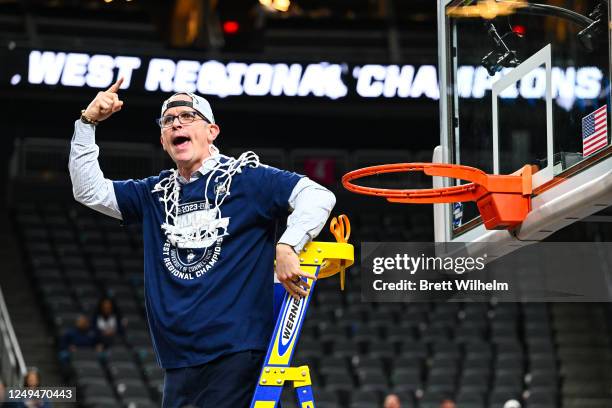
[{"x1": 250, "y1": 216, "x2": 354, "y2": 408}]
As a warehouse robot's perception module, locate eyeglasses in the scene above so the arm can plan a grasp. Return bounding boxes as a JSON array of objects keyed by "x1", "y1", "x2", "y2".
[{"x1": 156, "y1": 111, "x2": 209, "y2": 128}]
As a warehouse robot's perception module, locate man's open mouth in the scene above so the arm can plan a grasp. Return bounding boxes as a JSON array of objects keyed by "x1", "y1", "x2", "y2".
[{"x1": 173, "y1": 136, "x2": 191, "y2": 146}]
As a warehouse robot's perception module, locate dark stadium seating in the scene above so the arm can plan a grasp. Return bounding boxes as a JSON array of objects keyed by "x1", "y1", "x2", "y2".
[{"x1": 13, "y1": 199, "x2": 612, "y2": 408}]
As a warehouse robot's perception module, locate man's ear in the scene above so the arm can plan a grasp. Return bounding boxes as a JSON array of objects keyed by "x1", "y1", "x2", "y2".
[
  {"x1": 208, "y1": 124, "x2": 220, "y2": 143},
  {"x1": 160, "y1": 134, "x2": 166, "y2": 151}
]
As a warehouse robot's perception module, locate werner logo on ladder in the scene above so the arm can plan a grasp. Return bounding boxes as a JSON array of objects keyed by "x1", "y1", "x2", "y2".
[{"x1": 250, "y1": 215, "x2": 354, "y2": 408}]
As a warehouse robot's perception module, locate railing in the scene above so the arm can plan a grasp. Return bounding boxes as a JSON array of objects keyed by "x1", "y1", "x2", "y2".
[
  {"x1": 0, "y1": 287, "x2": 26, "y2": 387},
  {"x1": 10, "y1": 137, "x2": 427, "y2": 191},
  {"x1": 12, "y1": 137, "x2": 420, "y2": 175},
  {"x1": 10, "y1": 137, "x2": 167, "y2": 181}
]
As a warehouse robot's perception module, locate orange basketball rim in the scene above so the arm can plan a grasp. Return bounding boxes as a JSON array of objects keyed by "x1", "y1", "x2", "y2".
[{"x1": 342, "y1": 163, "x2": 533, "y2": 230}]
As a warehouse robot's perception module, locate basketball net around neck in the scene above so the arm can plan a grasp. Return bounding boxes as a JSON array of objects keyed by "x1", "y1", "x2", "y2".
[{"x1": 152, "y1": 150, "x2": 260, "y2": 249}]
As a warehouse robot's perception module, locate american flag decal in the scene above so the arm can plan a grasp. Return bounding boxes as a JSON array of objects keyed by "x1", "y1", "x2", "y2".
[{"x1": 582, "y1": 105, "x2": 608, "y2": 157}]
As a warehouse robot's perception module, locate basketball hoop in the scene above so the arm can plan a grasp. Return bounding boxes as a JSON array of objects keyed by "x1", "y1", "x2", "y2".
[{"x1": 342, "y1": 163, "x2": 533, "y2": 230}]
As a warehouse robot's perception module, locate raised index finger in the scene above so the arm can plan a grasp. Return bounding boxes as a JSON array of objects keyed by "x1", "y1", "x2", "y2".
[{"x1": 107, "y1": 77, "x2": 124, "y2": 93}]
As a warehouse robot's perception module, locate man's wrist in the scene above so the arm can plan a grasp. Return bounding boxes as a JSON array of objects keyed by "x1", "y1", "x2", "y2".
[
  {"x1": 276, "y1": 243, "x2": 297, "y2": 254},
  {"x1": 278, "y1": 229, "x2": 310, "y2": 253},
  {"x1": 80, "y1": 110, "x2": 99, "y2": 126}
]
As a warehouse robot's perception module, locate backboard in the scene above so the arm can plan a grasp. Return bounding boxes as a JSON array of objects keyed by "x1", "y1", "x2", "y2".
[{"x1": 435, "y1": 0, "x2": 612, "y2": 256}]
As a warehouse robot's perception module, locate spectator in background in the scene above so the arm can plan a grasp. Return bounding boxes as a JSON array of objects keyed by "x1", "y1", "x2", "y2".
[
  {"x1": 439, "y1": 399, "x2": 456, "y2": 408},
  {"x1": 60, "y1": 314, "x2": 102, "y2": 353},
  {"x1": 504, "y1": 400, "x2": 522, "y2": 408},
  {"x1": 384, "y1": 393, "x2": 401, "y2": 408},
  {"x1": 92, "y1": 297, "x2": 124, "y2": 348},
  {"x1": 22, "y1": 369, "x2": 51, "y2": 408}
]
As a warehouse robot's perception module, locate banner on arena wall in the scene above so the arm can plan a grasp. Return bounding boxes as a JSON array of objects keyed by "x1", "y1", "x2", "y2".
[{"x1": 1, "y1": 49, "x2": 604, "y2": 104}]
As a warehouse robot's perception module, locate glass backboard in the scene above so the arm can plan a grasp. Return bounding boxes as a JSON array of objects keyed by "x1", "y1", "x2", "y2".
[{"x1": 436, "y1": 0, "x2": 612, "y2": 252}]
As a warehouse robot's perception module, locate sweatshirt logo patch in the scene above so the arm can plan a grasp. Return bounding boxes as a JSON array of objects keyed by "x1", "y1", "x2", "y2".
[{"x1": 161, "y1": 200, "x2": 228, "y2": 280}]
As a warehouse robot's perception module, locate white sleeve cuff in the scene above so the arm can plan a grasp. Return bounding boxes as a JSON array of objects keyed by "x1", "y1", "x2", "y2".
[
  {"x1": 73, "y1": 119, "x2": 96, "y2": 144},
  {"x1": 278, "y1": 228, "x2": 311, "y2": 253}
]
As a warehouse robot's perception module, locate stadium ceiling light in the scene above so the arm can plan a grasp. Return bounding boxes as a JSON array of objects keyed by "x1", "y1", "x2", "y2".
[
  {"x1": 447, "y1": 0, "x2": 527, "y2": 19},
  {"x1": 259, "y1": 0, "x2": 290, "y2": 12},
  {"x1": 274, "y1": 0, "x2": 290, "y2": 12}
]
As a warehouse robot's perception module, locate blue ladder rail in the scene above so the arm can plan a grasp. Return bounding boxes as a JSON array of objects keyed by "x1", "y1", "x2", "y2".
[{"x1": 250, "y1": 235, "x2": 354, "y2": 408}]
